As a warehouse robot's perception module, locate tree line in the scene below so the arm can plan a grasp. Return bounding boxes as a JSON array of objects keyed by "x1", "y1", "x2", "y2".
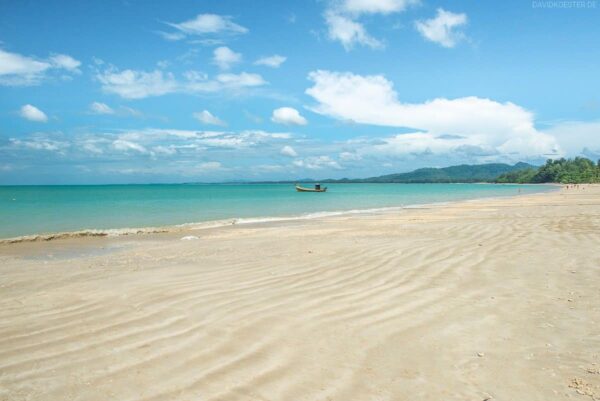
[{"x1": 496, "y1": 157, "x2": 600, "y2": 184}]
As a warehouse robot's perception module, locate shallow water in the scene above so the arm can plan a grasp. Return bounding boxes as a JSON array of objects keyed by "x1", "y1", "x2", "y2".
[{"x1": 0, "y1": 183, "x2": 554, "y2": 239}]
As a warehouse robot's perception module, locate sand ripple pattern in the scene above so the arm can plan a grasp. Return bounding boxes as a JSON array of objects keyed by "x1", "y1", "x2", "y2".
[{"x1": 1, "y1": 187, "x2": 600, "y2": 400}]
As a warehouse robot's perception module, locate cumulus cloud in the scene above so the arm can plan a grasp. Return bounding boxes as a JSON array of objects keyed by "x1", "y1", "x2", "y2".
[
  {"x1": 0, "y1": 48, "x2": 81, "y2": 86},
  {"x1": 162, "y1": 14, "x2": 248, "y2": 41},
  {"x1": 254, "y1": 55, "x2": 287, "y2": 68},
  {"x1": 415, "y1": 8, "x2": 468, "y2": 48},
  {"x1": 49, "y1": 54, "x2": 81, "y2": 72},
  {"x1": 212, "y1": 46, "x2": 242, "y2": 70},
  {"x1": 271, "y1": 107, "x2": 308, "y2": 126},
  {"x1": 354, "y1": 132, "x2": 484, "y2": 158},
  {"x1": 306, "y1": 70, "x2": 560, "y2": 159},
  {"x1": 324, "y1": 11, "x2": 382, "y2": 50},
  {"x1": 194, "y1": 110, "x2": 226, "y2": 126},
  {"x1": 0, "y1": 50, "x2": 49, "y2": 79},
  {"x1": 323, "y1": 0, "x2": 418, "y2": 50},
  {"x1": 19, "y1": 104, "x2": 48, "y2": 122},
  {"x1": 90, "y1": 102, "x2": 115, "y2": 115},
  {"x1": 96, "y1": 67, "x2": 266, "y2": 99},
  {"x1": 280, "y1": 145, "x2": 298, "y2": 157}
]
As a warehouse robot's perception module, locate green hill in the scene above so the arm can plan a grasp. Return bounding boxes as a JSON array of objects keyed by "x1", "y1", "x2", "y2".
[
  {"x1": 257, "y1": 158, "x2": 600, "y2": 184},
  {"x1": 324, "y1": 162, "x2": 535, "y2": 183}
]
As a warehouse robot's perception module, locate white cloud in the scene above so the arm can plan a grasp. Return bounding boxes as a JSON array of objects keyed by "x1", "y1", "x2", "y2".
[
  {"x1": 152, "y1": 145, "x2": 177, "y2": 155},
  {"x1": 544, "y1": 120, "x2": 600, "y2": 158},
  {"x1": 96, "y1": 69, "x2": 178, "y2": 99},
  {"x1": 81, "y1": 139, "x2": 105, "y2": 154},
  {"x1": 293, "y1": 156, "x2": 341, "y2": 170},
  {"x1": 90, "y1": 102, "x2": 115, "y2": 115},
  {"x1": 194, "y1": 110, "x2": 226, "y2": 126},
  {"x1": 252, "y1": 164, "x2": 286, "y2": 173},
  {"x1": 339, "y1": 151, "x2": 362, "y2": 161},
  {"x1": 19, "y1": 104, "x2": 48, "y2": 122},
  {"x1": 187, "y1": 38, "x2": 226, "y2": 47},
  {"x1": 0, "y1": 48, "x2": 81, "y2": 86},
  {"x1": 157, "y1": 60, "x2": 170, "y2": 69},
  {"x1": 323, "y1": 0, "x2": 418, "y2": 50},
  {"x1": 89, "y1": 102, "x2": 143, "y2": 118},
  {"x1": 158, "y1": 31, "x2": 186, "y2": 41},
  {"x1": 215, "y1": 72, "x2": 266, "y2": 87},
  {"x1": 415, "y1": 8, "x2": 468, "y2": 48},
  {"x1": 119, "y1": 106, "x2": 144, "y2": 117},
  {"x1": 0, "y1": 49, "x2": 49, "y2": 77},
  {"x1": 306, "y1": 70, "x2": 560, "y2": 159},
  {"x1": 254, "y1": 55, "x2": 287, "y2": 68},
  {"x1": 164, "y1": 14, "x2": 248, "y2": 40},
  {"x1": 112, "y1": 139, "x2": 148, "y2": 153},
  {"x1": 324, "y1": 11, "x2": 382, "y2": 50},
  {"x1": 197, "y1": 161, "x2": 223, "y2": 171},
  {"x1": 96, "y1": 67, "x2": 266, "y2": 99},
  {"x1": 5, "y1": 128, "x2": 313, "y2": 180},
  {"x1": 280, "y1": 145, "x2": 298, "y2": 157},
  {"x1": 112, "y1": 128, "x2": 291, "y2": 151},
  {"x1": 271, "y1": 107, "x2": 308, "y2": 126},
  {"x1": 212, "y1": 46, "x2": 242, "y2": 70},
  {"x1": 51, "y1": 128, "x2": 292, "y2": 160},
  {"x1": 356, "y1": 132, "x2": 478, "y2": 157},
  {"x1": 10, "y1": 137, "x2": 69, "y2": 152},
  {"x1": 339, "y1": 0, "x2": 419, "y2": 15},
  {"x1": 49, "y1": 54, "x2": 81, "y2": 72}
]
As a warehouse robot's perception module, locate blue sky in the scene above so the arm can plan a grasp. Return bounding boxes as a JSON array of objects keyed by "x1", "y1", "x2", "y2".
[{"x1": 1, "y1": 0, "x2": 599, "y2": 184}]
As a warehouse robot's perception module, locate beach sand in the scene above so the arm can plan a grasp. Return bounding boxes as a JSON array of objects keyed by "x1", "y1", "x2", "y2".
[{"x1": 1, "y1": 186, "x2": 599, "y2": 401}]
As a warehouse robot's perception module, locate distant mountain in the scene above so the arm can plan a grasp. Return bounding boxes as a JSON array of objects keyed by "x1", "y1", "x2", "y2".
[{"x1": 320, "y1": 162, "x2": 536, "y2": 183}]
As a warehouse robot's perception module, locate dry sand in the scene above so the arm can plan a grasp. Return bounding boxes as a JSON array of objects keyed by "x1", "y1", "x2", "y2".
[{"x1": 1, "y1": 186, "x2": 600, "y2": 401}]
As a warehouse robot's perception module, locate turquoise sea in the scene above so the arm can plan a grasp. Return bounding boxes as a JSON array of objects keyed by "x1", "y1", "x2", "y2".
[{"x1": 0, "y1": 183, "x2": 555, "y2": 239}]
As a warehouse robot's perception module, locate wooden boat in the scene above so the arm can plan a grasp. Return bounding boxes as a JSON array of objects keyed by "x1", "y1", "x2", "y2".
[{"x1": 295, "y1": 184, "x2": 327, "y2": 192}]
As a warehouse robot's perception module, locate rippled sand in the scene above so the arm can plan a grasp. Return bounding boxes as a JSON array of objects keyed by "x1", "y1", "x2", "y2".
[{"x1": 1, "y1": 186, "x2": 599, "y2": 401}]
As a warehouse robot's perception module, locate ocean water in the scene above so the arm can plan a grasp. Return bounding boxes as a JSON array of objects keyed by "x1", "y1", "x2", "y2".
[{"x1": 0, "y1": 183, "x2": 555, "y2": 239}]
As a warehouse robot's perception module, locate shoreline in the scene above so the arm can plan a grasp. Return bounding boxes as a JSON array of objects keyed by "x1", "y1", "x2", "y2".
[
  {"x1": 0, "y1": 184, "x2": 559, "y2": 245},
  {"x1": 1, "y1": 184, "x2": 599, "y2": 400}
]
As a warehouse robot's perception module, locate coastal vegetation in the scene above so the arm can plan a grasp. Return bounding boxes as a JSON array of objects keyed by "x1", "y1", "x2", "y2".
[{"x1": 496, "y1": 158, "x2": 600, "y2": 184}]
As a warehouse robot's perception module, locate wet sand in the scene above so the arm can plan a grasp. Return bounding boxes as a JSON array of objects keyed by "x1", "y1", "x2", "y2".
[{"x1": 1, "y1": 185, "x2": 599, "y2": 401}]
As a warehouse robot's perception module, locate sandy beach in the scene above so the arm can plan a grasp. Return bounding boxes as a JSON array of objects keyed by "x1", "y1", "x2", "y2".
[{"x1": 1, "y1": 186, "x2": 599, "y2": 401}]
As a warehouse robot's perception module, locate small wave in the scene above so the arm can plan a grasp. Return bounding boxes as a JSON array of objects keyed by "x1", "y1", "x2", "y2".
[
  {"x1": 0, "y1": 227, "x2": 170, "y2": 245},
  {"x1": 0, "y1": 207, "x2": 410, "y2": 244},
  {"x1": 0, "y1": 187, "x2": 558, "y2": 245}
]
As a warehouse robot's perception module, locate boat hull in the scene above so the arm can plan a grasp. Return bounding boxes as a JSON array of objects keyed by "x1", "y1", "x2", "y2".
[{"x1": 295, "y1": 185, "x2": 327, "y2": 192}]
